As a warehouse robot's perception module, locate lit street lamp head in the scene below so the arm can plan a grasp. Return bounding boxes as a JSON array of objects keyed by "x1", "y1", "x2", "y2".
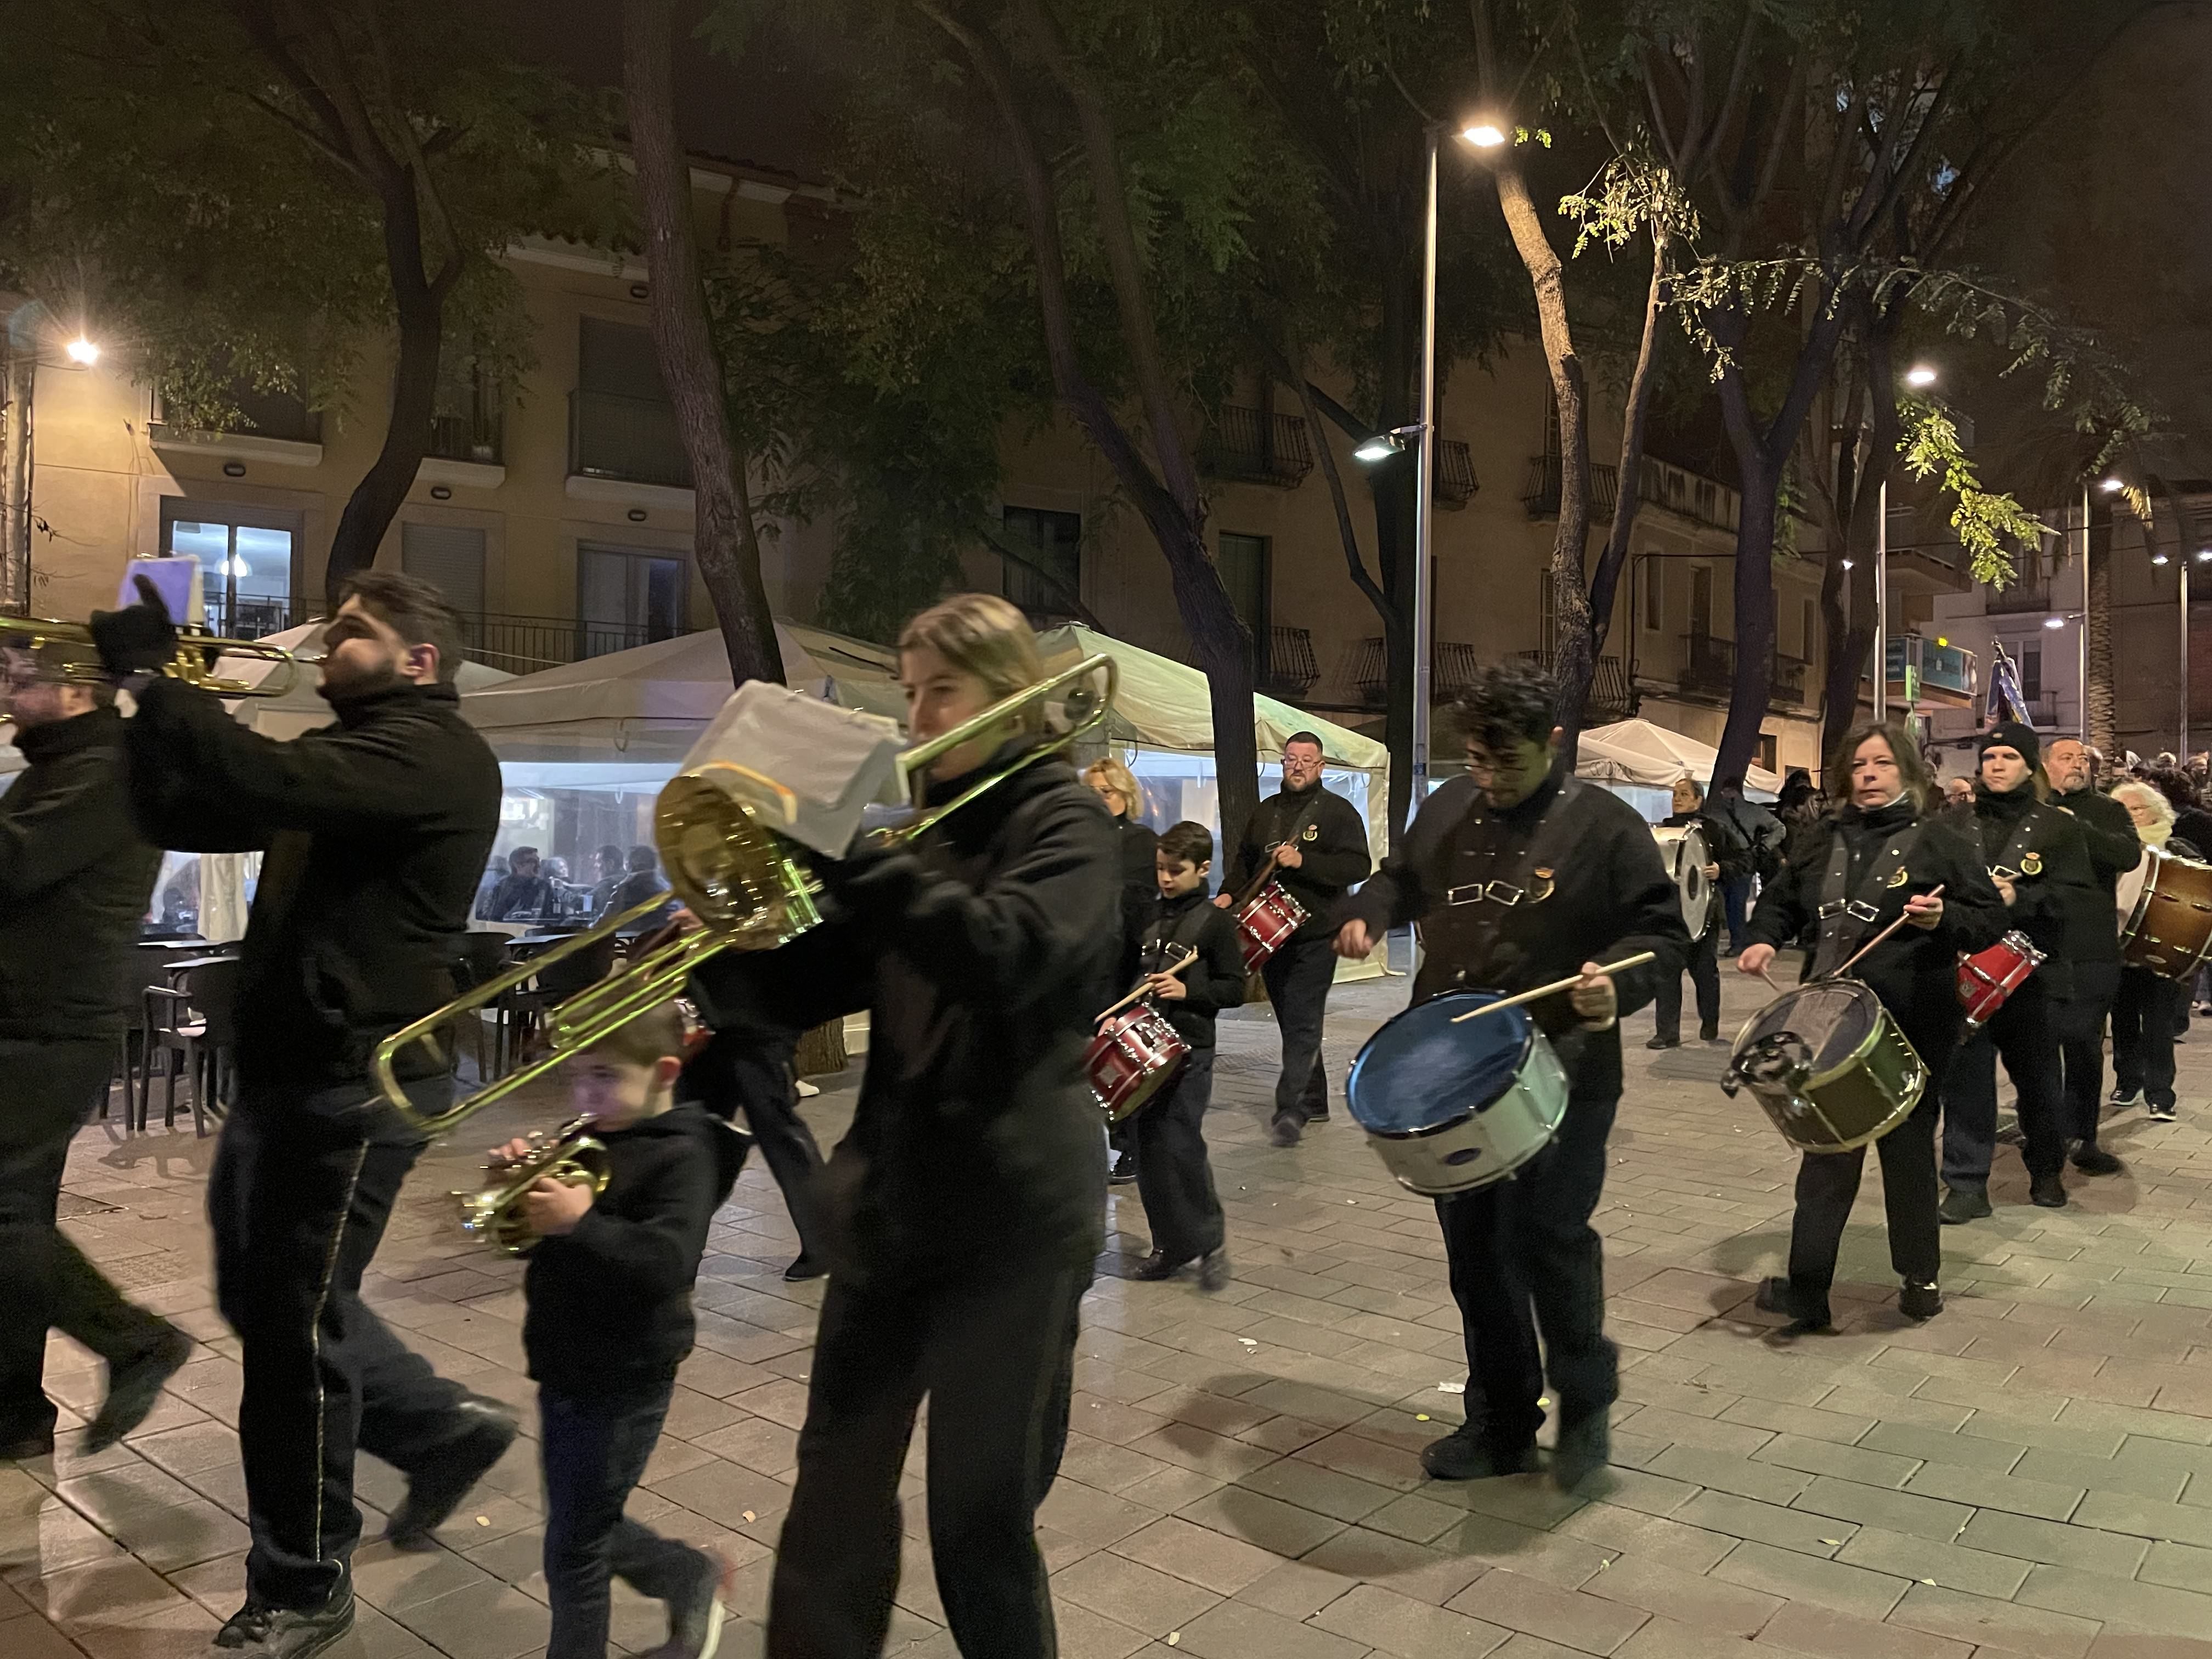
[
  {"x1": 64, "y1": 337, "x2": 99, "y2": 365},
  {"x1": 1905, "y1": 364, "x2": 1938, "y2": 387},
  {"x1": 1460, "y1": 121, "x2": 1507, "y2": 148}
]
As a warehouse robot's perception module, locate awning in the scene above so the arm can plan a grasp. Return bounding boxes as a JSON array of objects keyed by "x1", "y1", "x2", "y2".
[{"x1": 1576, "y1": 718, "x2": 1783, "y2": 794}]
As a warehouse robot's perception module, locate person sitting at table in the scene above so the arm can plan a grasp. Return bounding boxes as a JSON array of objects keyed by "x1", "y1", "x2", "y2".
[
  {"x1": 610, "y1": 844, "x2": 674, "y2": 923},
  {"x1": 589, "y1": 843, "x2": 627, "y2": 916},
  {"x1": 478, "y1": 846, "x2": 552, "y2": 922}
]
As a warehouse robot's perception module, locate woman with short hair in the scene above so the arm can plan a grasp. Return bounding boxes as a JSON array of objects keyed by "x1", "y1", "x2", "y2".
[{"x1": 2111, "y1": 780, "x2": 2195, "y2": 1123}]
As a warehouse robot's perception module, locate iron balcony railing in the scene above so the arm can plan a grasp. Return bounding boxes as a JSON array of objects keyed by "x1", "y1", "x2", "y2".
[
  {"x1": 1515, "y1": 649, "x2": 1633, "y2": 723},
  {"x1": 461, "y1": 612, "x2": 666, "y2": 675},
  {"x1": 1679, "y1": 633, "x2": 1808, "y2": 707},
  {"x1": 1198, "y1": 405, "x2": 1314, "y2": 488},
  {"x1": 1346, "y1": 636, "x2": 1479, "y2": 707},
  {"x1": 152, "y1": 383, "x2": 322, "y2": 446},
  {"x1": 428, "y1": 404, "x2": 504, "y2": 467},
  {"x1": 568, "y1": 390, "x2": 692, "y2": 490},
  {"x1": 1521, "y1": 455, "x2": 1620, "y2": 520},
  {"x1": 1258, "y1": 625, "x2": 1319, "y2": 699},
  {"x1": 1434, "y1": 439, "x2": 1477, "y2": 509}
]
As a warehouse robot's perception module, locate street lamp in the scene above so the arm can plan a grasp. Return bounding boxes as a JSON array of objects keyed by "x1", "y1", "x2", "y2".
[
  {"x1": 1461, "y1": 121, "x2": 1507, "y2": 148},
  {"x1": 64, "y1": 337, "x2": 100, "y2": 366},
  {"x1": 1905, "y1": 363, "x2": 1938, "y2": 388},
  {"x1": 1353, "y1": 426, "x2": 1419, "y2": 464},
  {"x1": 1874, "y1": 366, "x2": 1937, "y2": 724}
]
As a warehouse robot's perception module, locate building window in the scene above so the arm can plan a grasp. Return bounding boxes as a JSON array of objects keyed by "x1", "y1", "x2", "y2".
[
  {"x1": 1643, "y1": 559, "x2": 1663, "y2": 632},
  {"x1": 1758, "y1": 734, "x2": 1778, "y2": 772},
  {"x1": 1690, "y1": 565, "x2": 1714, "y2": 639},
  {"x1": 571, "y1": 319, "x2": 687, "y2": 488},
  {"x1": 1216, "y1": 533, "x2": 1270, "y2": 634},
  {"x1": 160, "y1": 500, "x2": 302, "y2": 639},
  {"x1": 578, "y1": 542, "x2": 686, "y2": 658},
  {"x1": 2020, "y1": 639, "x2": 2043, "y2": 702},
  {"x1": 402, "y1": 523, "x2": 487, "y2": 619},
  {"x1": 1000, "y1": 506, "x2": 1082, "y2": 616}
]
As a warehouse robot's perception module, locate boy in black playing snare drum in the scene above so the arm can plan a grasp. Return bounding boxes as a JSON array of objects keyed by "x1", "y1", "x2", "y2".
[{"x1": 1125, "y1": 822, "x2": 1246, "y2": 1289}]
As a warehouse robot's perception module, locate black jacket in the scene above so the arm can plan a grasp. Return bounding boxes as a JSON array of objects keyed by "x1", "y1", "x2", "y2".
[
  {"x1": 478, "y1": 872, "x2": 551, "y2": 922},
  {"x1": 1743, "y1": 797, "x2": 2008, "y2": 1046},
  {"x1": 123, "y1": 678, "x2": 501, "y2": 1098},
  {"x1": 1138, "y1": 886, "x2": 1246, "y2": 1049},
  {"x1": 523, "y1": 1103, "x2": 748, "y2": 1399},
  {"x1": 1111, "y1": 815, "x2": 1160, "y2": 989},
  {"x1": 1945, "y1": 780, "x2": 2097, "y2": 997},
  {"x1": 1228, "y1": 782, "x2": 1370, "y2": 938},
  {"x1": 0, "y1": 708, "x2": 163, "y2": 1043},
  {"x1": 1341, "y1": 773, "x2": 1687, "y2": 1094},
  {"x1": 2049, "y1": 785, "x2": 2140, "y2": 966},
  {"x1": 689, "y1": 748, "x2": 1116, "y2": 1285}
]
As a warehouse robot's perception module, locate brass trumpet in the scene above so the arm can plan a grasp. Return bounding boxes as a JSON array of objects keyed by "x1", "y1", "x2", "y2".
[
  {"x1": 371, "y1": 652, "x2": 1118, "y2": 1136},
  {"x1": 458, "y1": 1119, "x2": 612, "y2": 1255},
  {"x1": 0, "y1": 614, "x2": 317, "y2": 698}
]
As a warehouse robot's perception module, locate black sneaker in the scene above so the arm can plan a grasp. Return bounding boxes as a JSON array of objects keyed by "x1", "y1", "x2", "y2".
[
  {"x1": 1900, "y1": 1280, "x2": 1943, "y2": 1321},
  {"x1": 2030, "y1": 1173, "x2": 2068, "y2": 1209},
  {"x1": 1268, "y1": 1115, "x2": 1302, "y2": 1148},
  {"x1": 1196, "y1": 1249, "x2": 1232, "y2": 1293},
  {"x1": 217, "y1": 1589, "x2": 354, "y2": 1659},
  {"x1": 783, "y1": 1254, "x2": 826, "y2": 1282},
  {"x1": 2149, "y1": 1099, "x2": 2180, "y2": 1122},
  {"x1": 1131, "y1": 1250, "x2": 1188, "y2": 1282},
  {"x1": 1754, "y1": 1276, "x2": 1832, "y2": 1335},
  {"x1": 1699, "y1": 1024, "x2": 1722, "y2": 1043},
  {"x1": 1419, "y1": 1425, "x2": 1538, "y2": 1482},
  {"x1": 657, "y1": 1550, "x2": 732, "y2": 1659},
  {"x1": 83, "y1": 1328, "x2": 193, "y2": 1453},
  {"x1": 1645, "y1": 1035, "x2": 1680, "y2": 1051},
  {"x1": 2071, "y1": 1146, "x2": 2124, "y2": 1177},
  {"x1": 1107, "y1": 1152, "x2": 1138, "y2": 1186},
  {"x1": 2111, "y1": 1085, "x2": 2142, "y2": 1107},
  {"x1": 1939, "y1": 1184, "x2": 1992, "y2": 1224},
  {"x1": 1551, "y1": 1411, "x2": 1611, "y2": 1491},
  {"x1": 383, "y1": 1397, "x2": 519, "y2": 1550}
]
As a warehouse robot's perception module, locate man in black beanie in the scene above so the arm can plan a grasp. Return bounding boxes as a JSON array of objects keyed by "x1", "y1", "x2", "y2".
[
  {"x1": 2041, "y1": 736, "x2": 2141, "y2": 1174},
  {"x1": 1938, "y1": 722, "x2": 2097, "y2": 1216}
]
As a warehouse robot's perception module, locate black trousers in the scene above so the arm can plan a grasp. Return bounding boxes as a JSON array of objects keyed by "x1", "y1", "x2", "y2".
[
  {"x1": 541, "y1": 1382, "x2": 710, "y2": 1659},
  {"x1": 1261, "y1": 931, "x2": 1336, "y2": 1121},
  {"x1": 210, "y1": 1079, "x2": 481, "y2": 1610},
  {"x1": 2056, "y1": 961, "x2": 2121, "y2": 1146},
  {"x1": 1133, "y1": 1050, "x2": 1223, "y2": 1264},
  {"x1": 1940, "y1": 979, "x2": 2069, "y2": 1187},
  {"x1": 1782, "y1": 1016, "x2": 1958, "y2": 1322},
  {"x1": 1435, "y1": 1082, "x2": 1617, "y2": 1454},
  {"x1": 768, "y1": 1263, "x2": 1088, "y2": 1659},
  {"x1": 2113, "y1": 967, "x2": 2184, "y2": 1110},
  {"x1": 1652, "y1": 924, "x2": 1722, "y2": 1041},
  {"x1": 683, "y1": 1029, "x2": 828, "y2": 1261},
  {"x1": 0, "y1": 1038, "x2": 177, "y2": 1443}
]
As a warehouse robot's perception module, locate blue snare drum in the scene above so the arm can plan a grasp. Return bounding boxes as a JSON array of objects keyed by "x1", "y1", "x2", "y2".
[{"x1": 1344, "y1": 991, "x2": 1571, "y2": 1195}]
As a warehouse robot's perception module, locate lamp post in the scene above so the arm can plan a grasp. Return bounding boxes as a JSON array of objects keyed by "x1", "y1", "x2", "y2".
[
  {"x1": 1412, "y1": 122, "x2": 1439, "y2": 808},
  {"x1": 1875, "y1": 365, "x2": 1941, "y2": 730}
]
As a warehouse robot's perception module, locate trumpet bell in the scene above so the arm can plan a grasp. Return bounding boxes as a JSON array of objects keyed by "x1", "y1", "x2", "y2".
[{"x1": 458, "y1": 1130, "x2": 612, "y2": 1256}]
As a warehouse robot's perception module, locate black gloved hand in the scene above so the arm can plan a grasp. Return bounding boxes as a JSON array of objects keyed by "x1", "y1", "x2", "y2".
[
  {"x1": 87, "y1": 575, "x2": 178, "y2": 678},
  {"x1": 822, "y1": 839, "x2": 924, "y2": 921}
]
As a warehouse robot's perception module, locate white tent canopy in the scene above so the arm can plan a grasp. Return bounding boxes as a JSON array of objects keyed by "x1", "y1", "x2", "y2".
[
  {"x1": 1576, "y1": 718, "x2": 1782, "y2": 795},
  {"x1": 211, "y1": 620, "x2": 515, "y2": 741}
]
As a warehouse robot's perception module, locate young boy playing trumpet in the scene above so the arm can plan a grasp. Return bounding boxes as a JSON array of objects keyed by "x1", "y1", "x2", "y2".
[{"x1": 490, "y1": 1003, "x2": 749, "y2": 1659}]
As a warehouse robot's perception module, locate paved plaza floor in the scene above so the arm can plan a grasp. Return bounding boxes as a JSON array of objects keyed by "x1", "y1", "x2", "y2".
[{"x1": 9, "y1": 961, "x2": 2212, "y2": 1659}]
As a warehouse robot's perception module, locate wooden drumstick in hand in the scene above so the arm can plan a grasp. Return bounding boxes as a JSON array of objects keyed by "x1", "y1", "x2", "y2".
[{"x1": 1096, "y1": 949, "x2": 1198, "y2": 1024}]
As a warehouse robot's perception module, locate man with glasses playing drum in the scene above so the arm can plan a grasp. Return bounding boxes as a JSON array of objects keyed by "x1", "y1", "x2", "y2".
[
  {"x1": 1333, "y1": 661, "x2": 1685, "y2": 1491},
  {"x1": 1735, "y1": 724, "x2": 2007, "y2": 1335}
]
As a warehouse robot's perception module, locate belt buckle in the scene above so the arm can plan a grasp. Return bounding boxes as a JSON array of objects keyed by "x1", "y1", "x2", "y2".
[
  {"x1": 1485, "y1": 881, "x2": 1526, "y2": 907},
  {"x1": 1990, "y1": 865, "x2": 2020, "y2": 883},
  {"x1": 1445, "y1": 882, "x2": 1486, "y2": 906}
]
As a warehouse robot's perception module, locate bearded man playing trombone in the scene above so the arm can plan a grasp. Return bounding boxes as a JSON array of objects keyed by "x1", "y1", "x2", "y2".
[{"x1": 93, "y1": 571, "x2": 512, "y2": 1659}]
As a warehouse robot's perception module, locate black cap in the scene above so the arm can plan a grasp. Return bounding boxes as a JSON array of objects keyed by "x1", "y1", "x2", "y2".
[{"x1": 1977, "y1": 721, "x2": 2040, "y2": 769}]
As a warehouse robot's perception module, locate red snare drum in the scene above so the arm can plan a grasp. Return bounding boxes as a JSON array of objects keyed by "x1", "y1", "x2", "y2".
[
  {"x1": 1956, "y1": 930, "x2": 2045, "y2": 1029},
  {"x1": 1087, "y1": 1003, "x2": 1190, "y2": 1123},
  {"x1": 1235, "y1": 881, "x2": 1309, "y2": 972}
]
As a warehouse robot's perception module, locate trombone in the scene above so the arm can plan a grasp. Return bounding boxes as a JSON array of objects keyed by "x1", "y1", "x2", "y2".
[
  {"x1": 0, "y1": 614, "x2": 317, "y2": 698},
  {"x1": 371, "y1": 652, "x2": 1118, "y2": 1137}
]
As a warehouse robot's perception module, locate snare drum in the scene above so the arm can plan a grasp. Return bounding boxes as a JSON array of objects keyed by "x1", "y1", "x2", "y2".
[
  {"x1": 1956, "y1": 930, "x2": 2044, "y2": 1029},
  {"x1": 2119, "y1": 844, "x2": 2212, "y2": 979},
  {"x1": 1235, "y1": 881, "x2": 1309, "y2": 972},
  {"x1": 1722, "y1": 980, "x2": 1926, "y2": 1153},
  {"x1": 1086, "y1": 1003, "x2": 1190, "y2": 1124},
  {"x1": 1344, "y1": 991, "x2": 1570, "y2": 1195},
  {"x1": 1652, "y1": 824, "x2": 1715, "y2": 941}
]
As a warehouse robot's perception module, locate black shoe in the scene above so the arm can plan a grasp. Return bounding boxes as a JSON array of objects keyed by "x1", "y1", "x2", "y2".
[
  {"x1": 2030, "y1": 1173, "x2": 2068, "y2": 1209},
  {"x1": 2111, "y1": 1085, "x2": 2142, "y2": 1107},
  {"x1": 0, "y1": 1427, "x2": 54, "y2": 1461},
  {"x1": 658, "y1": 1550, "x2": 732, "y2": 1659},
  {"x1": 2072, "y1": 1147, "x2": 2124, "y2": 1177},
  {"x1": 83, "y1": 1328, "x2": 193, "y2": 1454},
  {"x1": 1107, "y1": 1157, "x2": 1138, "y2": 1186},
  {"x1": 1939, "y1": 1184, "x2": 1992, "y2": 1225},
  {"x1": 1699, "y1": 1023, "x2": 1720, "y2": 1042},
  {"x1": 216, "y1": 1589, "x2": 354, "y2": 1659},
  {"x1": 382, "y1": 1397, "x2": 519, "y2": 1549},
  {"x1": 783, "y1": 1254, "x2": 826, "y2": 1282},
  {"x1": 1268, "y1": 1114, "x2": 1303, "y2": 1148},
  {"x1": 1197, "y1": 1249, "x2": 1232, "y2": 1293},
  {"x1": 1900, "y1": 1280, "x2": 1943, "y2": 1321},
  {"x1": 2149, "y1": 1099, "x2": 2180, "y2": 1122},
  {"x1": 1131, "y1": 1250, "x2": 1188, "y2": 1282},
  {"x1": 1754, "y1": 1276, "x2": 1832, "y2": 1335},
  {"x1": 1419, "y1": 1425, "x2": 1538, "y2": 1482},
  {"x1": 1646, "y1": 1035, "x2": 1680, "y2": 1050},
  {"x1": 1551, "y1": 1412, "x2": 1611, "y2": 1491},
  {"x1": 1307, "y1": 1108, "x2": 1330, "y2": 1123}
]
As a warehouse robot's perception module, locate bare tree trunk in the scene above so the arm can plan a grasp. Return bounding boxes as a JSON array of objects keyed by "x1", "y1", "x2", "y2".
[
  {"x1": 326, "y1": 227, "x2": 445, "y2": 601},
  {"x1": 2086, "y1": 493, "x2": 2114, "y2": 754},
  {"x1": 623, "y1": 0, "x2": 784, "y2": 687},
  {"x1": 1588, "y1": 232, "x2": 1668, "y2": 657}
]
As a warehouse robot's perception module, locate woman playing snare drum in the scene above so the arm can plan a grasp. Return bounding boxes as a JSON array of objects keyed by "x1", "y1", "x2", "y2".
[{"x1": 1736, "y1": 723, "x2": 2006, "y2": 1335}]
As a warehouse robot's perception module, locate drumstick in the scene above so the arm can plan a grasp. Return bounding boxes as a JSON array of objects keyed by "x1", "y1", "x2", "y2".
[
  {"x1": 1448, "y1": 952, "x2": 1659, "y2": 1023},
  {"x1": 1095, "y1": 949, "x2": 1199, "y2": 1023},
  {"x1": 1821, "y1": 884, "x2": 1945, "y2": 981}
]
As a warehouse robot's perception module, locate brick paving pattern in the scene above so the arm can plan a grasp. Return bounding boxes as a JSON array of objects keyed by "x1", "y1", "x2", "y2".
[{"x1": 9, "y1": 962, "x2": 2212, "y2": 1658}]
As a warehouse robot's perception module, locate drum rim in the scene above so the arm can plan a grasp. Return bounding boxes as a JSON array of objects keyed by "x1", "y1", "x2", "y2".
[
  {"x1": 1346, "y1": 988, "x2": 1536, "y2": 1141},
  {"x1": 1730, "y1": 979, "x2": 1927, "y2": 1153},
  {"x1": 1370, "y1": 1025, "x2": 1571, "y2": 1188},
  {"x1": 2121, "y1": 844, "x2": 2212, "y2": 978}
]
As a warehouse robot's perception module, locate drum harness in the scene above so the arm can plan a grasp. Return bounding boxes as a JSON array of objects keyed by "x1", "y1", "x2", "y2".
[
  {"x1": 1140, "y1": 895, "x2": 1222, "y2": 984},
  {"x1": 1427, "y1": 780, "x2": 1586, "y2": 1006}
]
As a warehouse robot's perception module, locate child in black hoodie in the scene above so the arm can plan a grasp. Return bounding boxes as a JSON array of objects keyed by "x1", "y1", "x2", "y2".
[
  {"x1": 491, "y1": 1002, "x2": 749, "y2": 1659},
  {"x1": 1126, "y1": 821, "x2": 1246, "y2": 1289}
]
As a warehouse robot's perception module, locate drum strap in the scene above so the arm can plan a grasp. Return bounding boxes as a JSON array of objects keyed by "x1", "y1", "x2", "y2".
[
  {"x1": 1429, "y1": 780, "x2": 1583, "y2": 989},
  {"x1": 1810, "y1": 822, "x2": 1927, "y2": 979},
  {"x1": 1991, "y1": 803, "x2": 2053, "y2": 883},
  {"x1": 1142, "y1": 899, "x2": 1217, "y2": 972}
]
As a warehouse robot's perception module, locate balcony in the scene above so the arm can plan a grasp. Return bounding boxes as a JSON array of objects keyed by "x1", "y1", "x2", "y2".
[
  {"x1": 428, "y1": 405, "x2": 503, "y2": 467},
  {"x1": 1675, "y1": 633, "x2": 1813, "y2": 709},
  {"x1": 568, "y1": 390, "x2": 691, "y2": 490},
  {"x1": 1521, "y1": 455, "x2": 1619, "y2": 520},
  {"x1": 150, "y1": 381, "x2": 324, "y2": 466},
  {"x1": 1985, "y1": 575, "x2": 2053, "y2": 616},
  {"x1": 1345, "y1": 635, "x2": 1479, "y2": 707},
  {"x1": 1198, "y1": 405, "x2": 1313, "y2": 488},
  {"x1": 1257, "y1": 624, "x2": 1319, "y2": 699},
  {"x1": 1633, "y1": 456, "x2": 1741, "y2": 535},
  {"x1": 1434, "y1": 439, "x2": 1478, "y2": 509},
  {"x1": 462, "y1": 612, "x2": 667, "y2": 675},
  {"x1": 1516, "y1": 648, "x2": 1633, "y2": 723}
]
